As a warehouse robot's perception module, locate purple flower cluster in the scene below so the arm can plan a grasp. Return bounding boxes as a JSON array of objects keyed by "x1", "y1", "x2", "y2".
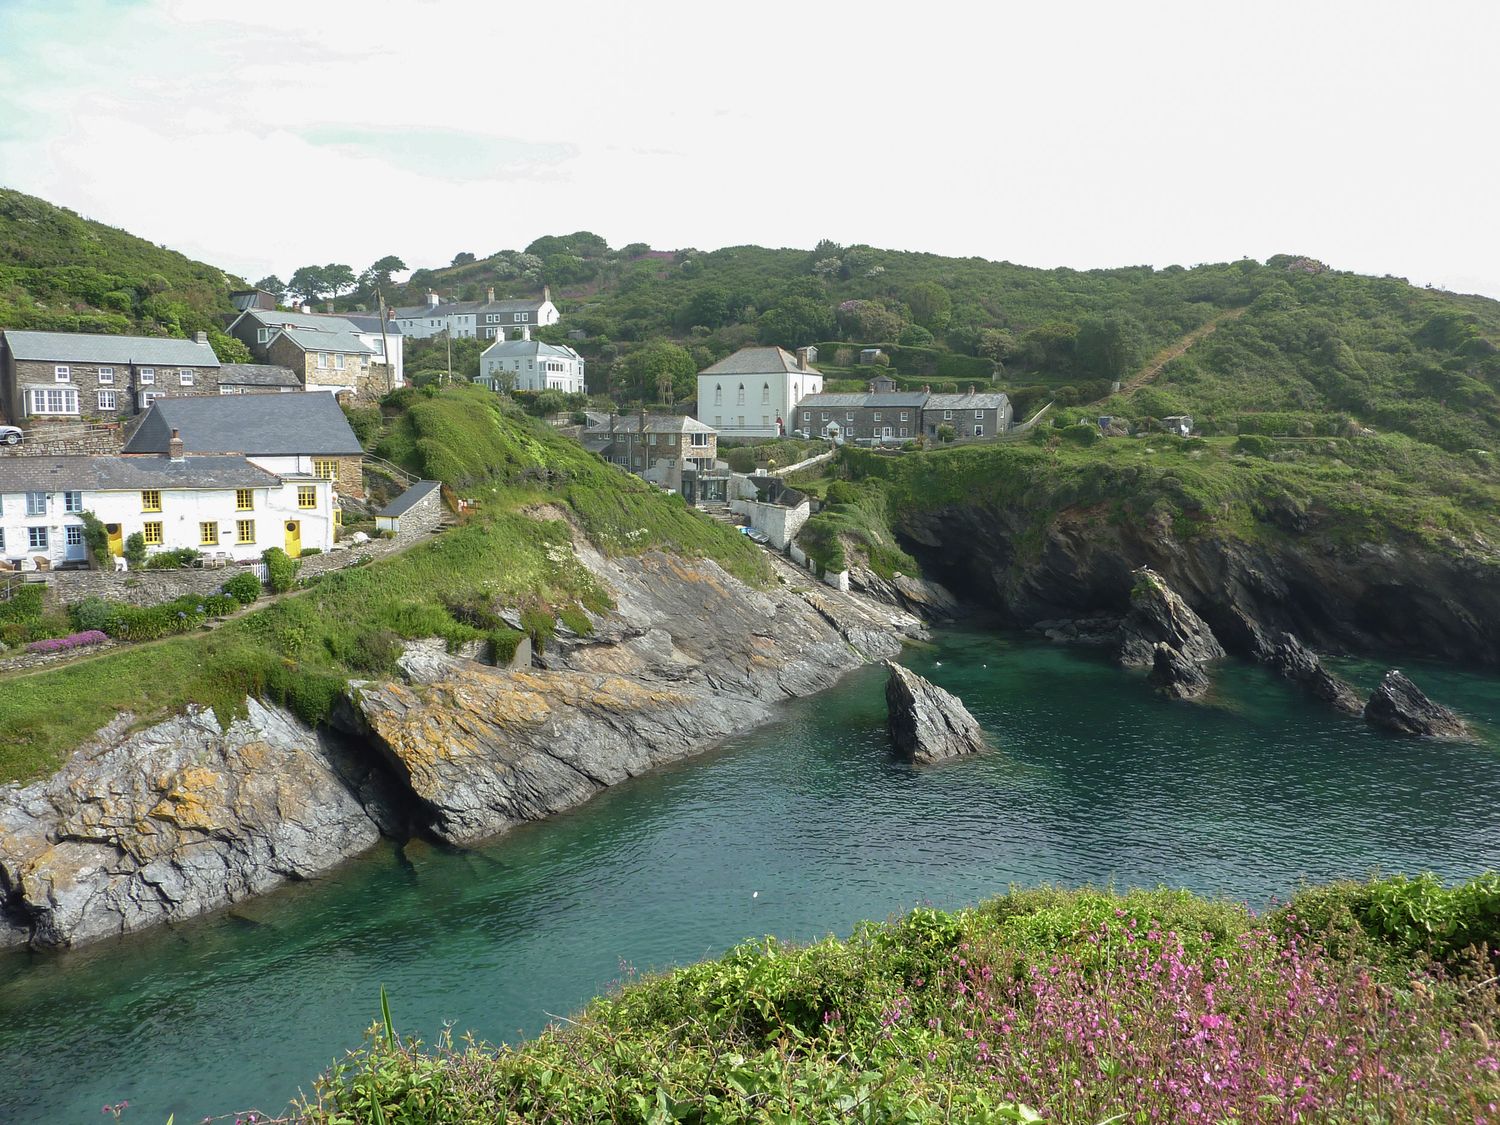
[
  {"x1": 939, "y1": 920, "x2": 1500, "y2": 1122},
  {"x1": 26, "y1": 630, "x2": 108, "y2": 654}
]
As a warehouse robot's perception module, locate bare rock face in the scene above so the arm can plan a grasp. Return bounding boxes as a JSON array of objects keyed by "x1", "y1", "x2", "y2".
[
  {"x1": 1118, "y1": 567, "x2": 1226, "y2": 668},
  {"x1": 1148, "y1": 642, "x2": 1211, "y2": 700},
  {"x1": 1364, "y1": 671, "x2": 1471, "y2": 739},
  {"x1": 1258, "y1": 631, "x2": 1364, "y2": 716},
  {"x1": 884, "y1": 661, "x2": 988, "y2": 764},
  {"x1": 0, "y1": 701, "x2": 393, "y2": 950}
]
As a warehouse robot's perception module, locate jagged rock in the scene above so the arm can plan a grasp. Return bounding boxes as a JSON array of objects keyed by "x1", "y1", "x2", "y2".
[
  {"x1": 848, "y1": 566, "x2": 961, "y2": 620},
  {"x1": 1364, "y1": 671, "x2": 1471, "y2": 739},
  {"x1": 0, "y1": 701, "x2": 395, "y2": 950},
  {"x1": 883, "y1": 661, "x2": 987, "y2": 764},
  {"x1": 1147, "y1": 642, "x2": 1211, "y2": 699},
  {"x1": 1258, "y1": 631, "x2": 1364, "y2": 716},
  {"x1": 1118, "y1": 567, "x2": 1226, "y2": 668}
]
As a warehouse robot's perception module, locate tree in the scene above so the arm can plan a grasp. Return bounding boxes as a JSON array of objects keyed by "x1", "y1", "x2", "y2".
[
  {"x1": 451, "y1": 251, "x2": 476, "y2": 266},
  {"x1": 1075, "y1": 314, "x2": 1146, "y2": 380},
  {"x1": 288, "y1": 265, "x2": 331, "y2": 303},
  {"x1": 614, "y1": 340, "x2": 696, "y2": 403},
  {"x1": 904, "y1": 282, "x2": 952, "y2": 332},
  {"x1": 323, "y1": 263, "x2": 357, "y2": 298},
  {"x1": 758, "y1": 297, "x2": 834, "y2": 349},
  {"x1": 360, "y1": 256, "x2": 407, "y2": 293},
  {"x1": 681, "y1": 285, "x2": 730, "y2": 330},
  {"x1": 254, "y1": 275, "x2": 286, "y2": 301},
  {"x1": 836, "y1": 300, "x2": 904, "y2": 343}
]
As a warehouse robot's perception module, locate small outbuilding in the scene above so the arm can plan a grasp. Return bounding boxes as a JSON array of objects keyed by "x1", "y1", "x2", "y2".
[{"x1": 376, "y1": 479, "x2": 443, "y2": 537}]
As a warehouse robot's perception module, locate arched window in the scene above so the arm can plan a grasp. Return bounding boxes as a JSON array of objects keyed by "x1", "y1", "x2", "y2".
[
  {"x1": 761, "y1": 382, "x2": 770, "y2": 404},
  {"x1": 714, "y1": 384, "x2": 722, "y2": 406},
  {"x1": 736, "y1": 384, "x2": 745, "y2": 406}
]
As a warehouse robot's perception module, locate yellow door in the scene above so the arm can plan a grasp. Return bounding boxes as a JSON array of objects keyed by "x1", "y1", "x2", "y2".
[
  {"x1": 106, "y1": 523, "x2": 123, "y2": 557},
  {"x1": 284, "y1": 520, "x2": 302, "y2": 558}
]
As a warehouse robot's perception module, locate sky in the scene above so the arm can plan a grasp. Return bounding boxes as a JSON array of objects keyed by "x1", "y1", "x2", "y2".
[{"x1": 1, "y1": 0, "x2": 1497, "y2": 297}]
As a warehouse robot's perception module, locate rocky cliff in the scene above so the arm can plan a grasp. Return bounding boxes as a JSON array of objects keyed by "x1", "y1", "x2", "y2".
[
  {"x1": 0, "y1": 542, "x2": 917, "y2": 950},
  {"x1": 899, "y1": 503, "x2": 1500, "y2": 666}
]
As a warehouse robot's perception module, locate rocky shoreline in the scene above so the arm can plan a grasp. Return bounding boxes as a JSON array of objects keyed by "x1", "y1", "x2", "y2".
[{"x1": 0, "y1": 545, "x2": 923, "y2": 951}]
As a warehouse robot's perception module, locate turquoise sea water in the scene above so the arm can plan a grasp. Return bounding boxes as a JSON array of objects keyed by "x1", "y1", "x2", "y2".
[{"x1": 2, "y1": 631, "x2": 1498, "y2": 1123}]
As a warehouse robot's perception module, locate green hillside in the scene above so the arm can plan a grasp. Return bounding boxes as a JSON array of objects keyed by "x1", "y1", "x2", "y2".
[{"x1": 0, "y1": 187, "x2": 248, "y2": 358}]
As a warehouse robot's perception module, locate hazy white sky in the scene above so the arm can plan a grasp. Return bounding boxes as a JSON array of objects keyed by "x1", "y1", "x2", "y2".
[{"x1": 2, "y1": 0, "x2": 1497, "y2": 297}]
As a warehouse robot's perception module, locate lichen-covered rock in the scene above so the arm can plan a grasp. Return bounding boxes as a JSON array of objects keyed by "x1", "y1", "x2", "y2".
[
  {"x1": 884, "y1": 661, "x2": 988, "y2": 764},
  {"x1": 1147, "y1": 642, "x2": 1211, "y2": 700},
  {"x1": 0, "y1": 701, "x2": 393, "y2": 950},
  {"x1": 1258, "y1": 631, "x2": 1364, "y2": 716},
  {"x1": 1119, "y1": 567, "x2": 1226, "y2": 668},
  {"x1": 1364, "y1": 671, "x2": 1471, "y2": 739}
]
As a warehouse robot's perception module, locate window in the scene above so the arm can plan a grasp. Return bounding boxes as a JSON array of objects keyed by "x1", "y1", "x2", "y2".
[
  {"x1": 317, "y1": 353, "x2": 328, "y2": 368},
  {"x1": 63, "y1": 491, "x2": 82, "y2": 513},
  {"x1": 142, "y1": 490, "x2": 162, "y2": 512},
  {"x1": 235, "y1": 489, "x2": 254, "y2": 511},
  {"x1": 142, "y1": 521, "x2": 163, "y2": 546},
  {"x1": 297, "y1": 485, "x2": 317, "y2": 509},
  {"x1": 736, "y1": 384, "x2": 745, "y2": 405},
  {"x1": 975, "y1": 410, "x2": 984, "y2": 419},
  {"x1": 974, "y1": 425, "x2": 984, "y2": 438},
  {"x1": 714, "y1": 385, "x2": 722, "y2": 406},
  {"x1": 98, "y1": 389, "x2": 117, "y2": 411},
  {"x1": 257, "y1": 327, "x2": 272, "y2": 344},
  {"x1": 714, "y1": 415, "x2": 722, "y2": 426},
  {"x1": 25, "y1": 491, "x2": 46, "y2": 516},
  {"x1": 66, "y1": 526, "x2": 84, "y2": 547},
  {"x1": 139, "y1": 368, "x2": 155, "y2": 384},
  {"x1": 487, "y1": 314, "x2": 499, "y2": 324},
  {"x1": 200, "y1": 522, "x2": 219, "y2": 546},
  {"x1": 821, "y1": 412, "x2": 829, "y2": 420},
  {"x1": 900, "y1": 411, "x2": 909, "y2": 421},
  {"x1": 237, "y1": 519, "x2": 255, "y2": 543},
  {"x1": 873, "y1": 412, "x2": 883, "y2": 421},
  {"x1": 29, "y1": 387, "x2": 79, "y2": 415},
  {"x1": 54, "y1": 365, "x2": 71, "y2": 382},
  {"x1": 98, "y1": 367, "x2": 115, "y2": 384},
  {"x1": 761, "y1": 383, "x2": 770, "y2": 404},
  {"x1": 943, "y1": 410, "x2": 953, "y2": 420},
  {"x1": 690, "y1": 433, "x2": 709, "y2": 447},
  {"x1": 28, "y1": 527, "x2": 47, "y2": 550},
  {"x1": 761, "y1": 415, "x2": 769, "y2": 427},
  {"x1": 514, "y1": 313, "x2": 525, "y2": 322},
  {"x1": 179, "y1": 369, "x2": 194, "y2": 386},
  {"x1": 648, "y1": 433, "x2": 657, "y2": 446},
  {"x1": 141, "y1": 391, "x2": 164, "y2": 407},
  {"x1": 846, "y1": 412, "x2": 854, "y2": 421},
  {"x1": 314, "y1": 459, "x2": 336, "y2": 481},
  {"x1": 334, "y1": 353, "x2": 345, "y2": 370},
  {"x1": 900, "y1": 427, "x2": 908, "y2": 437}
]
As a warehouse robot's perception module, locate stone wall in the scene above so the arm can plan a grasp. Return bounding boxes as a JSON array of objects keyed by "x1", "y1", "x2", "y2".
[
  {"x1": 0, "y1": 425, "x2": 124, "y2": 457},
  {"x1": 729, "y1": 496, "x2": 811, "y2": 550},
  {"x1": 44, "y1": 564, "x2": 245, "y2": 607},
  {"x1": 334, "y1": 454, "x2": 366, "y2": 501}
]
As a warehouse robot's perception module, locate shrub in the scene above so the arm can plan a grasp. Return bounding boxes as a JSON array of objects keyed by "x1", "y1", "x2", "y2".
[
  {"x1": 300, "y1": 547, "x2": 322, "y2": 557},
  {"x1": 122, "y1": 532, "x2": 147, "y2": 568},
  {"x1": 69, "y1": 596, "x2": 117, "y2": 633},
  {"x1": 937, "y1": 424, "x2": 956, "y2": 443},
  {"x1": 1234, "y1": 433, "x2": 1275, "y2": 458},
  {"x1": 488, "y1": 627, "x2": 526, "y2": 665},
  {"x1": 222, "y1": 571, "x2": 262, "y2": 605},
  {"x1": 203, "y1": 593, "x2": 239, "y2": 617},
  {"x1": 262, "y1": 547, "x2": 299, "y2": 594},
  {"x1": 144, "y1": 547, "x2": 200, "y2": 569},
  {"x1": 25, "y1": 630, "x2": 108, "y2": 655},
  {"x1": 78, "y1": 511, "x2": 111, "y2": 564}
]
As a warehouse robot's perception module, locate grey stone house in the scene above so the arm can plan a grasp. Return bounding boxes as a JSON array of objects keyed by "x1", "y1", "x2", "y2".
[
  {"x1": 795, "y1": 392, "x2": 928, "y2": 443},
  {"x1": 0, "y1": 329, "x2": 221, "y2": 427},
  {"x1": 923, "y1": 389, "x2": 1013, "y2": 439}
]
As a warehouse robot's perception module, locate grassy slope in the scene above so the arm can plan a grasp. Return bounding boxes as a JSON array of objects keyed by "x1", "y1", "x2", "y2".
[
  {"x1": 0, "y1": 387, "x2": 769, "y2": 783},
  {"x1": 305, "y1": 876, "x2": 1500, "y2": 1124},
  {"x1": 0, "y1": 187, "x2": 241, "y2": 339}
]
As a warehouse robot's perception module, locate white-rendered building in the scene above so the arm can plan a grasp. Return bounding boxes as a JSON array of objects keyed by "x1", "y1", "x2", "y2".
[
  {"x1": 0, "y1": 447, "x2": 335, "y2": 569},
  {"x1": 393, "y1": 287, "x2": 560, "y2": 341},
  {"x1": 477, "y1": 335, "x2": 586, "y2": 393},
  {"x1": 696, "y1": 346, "x2": 823, "y2": 439}
]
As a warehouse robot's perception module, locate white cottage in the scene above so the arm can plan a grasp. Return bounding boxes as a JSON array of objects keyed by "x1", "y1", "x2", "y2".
[
  {"x1": 0, "y1": 441, "x2": 335, "y2": 570},
  {"x1": 477, "y1": 336, "x2": 586, "y2": 394},
  {"x1": 696, "y1": 346, "x2": 823, "y2": 439}
]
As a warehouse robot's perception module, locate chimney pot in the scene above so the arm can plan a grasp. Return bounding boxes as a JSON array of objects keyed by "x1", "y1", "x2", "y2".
[
  {"x1": 543, "y1": 285, "x2": 551, "y2": 304},
  {"x1": 168, "y1": 428, "x2": 185, "y2": 463},
  {"x1": 486, "y1": 286, "x2": 495, "y2": 303},
  {"x1": 195, "y1": 330, "x2": 208, "y2": 344},
  {"x1": 326, "y1": 301, "x2": 335, "y2": 314},
  {"x1": 300, "y1": 303, "x2": 311, "y2": 314},
  {"x1": 426, "y1": 290, "x2": 440, "y2": 309}
]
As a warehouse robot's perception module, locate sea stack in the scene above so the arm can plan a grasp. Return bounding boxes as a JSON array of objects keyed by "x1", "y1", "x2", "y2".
[
  {"x1": 1364, "y1": 670, "x2": 1471, "y2": 739},
  {"x1": 884, "y1": 660, "x2": 988, "y2": 764}
]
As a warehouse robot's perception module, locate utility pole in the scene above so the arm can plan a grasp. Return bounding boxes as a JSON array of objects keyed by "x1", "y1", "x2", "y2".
[
  {"x1": 445, "y1": 329, "x2": 452, "y2": 385},
  {"x1": 376, "y1": 288, "x2": 393, "y2": 391}
]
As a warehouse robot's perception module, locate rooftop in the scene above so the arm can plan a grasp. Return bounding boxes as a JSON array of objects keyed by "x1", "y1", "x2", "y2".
[
  {"x1": 0, "y1": 453, "x2": 280, "y2": 493},
  {"x1": 698, "y1": 346, "x2": 821, "y2": 377},
  {"x1": 926, "y1": 391, "x2": 1011, "y2": 410},
  {"x1": 216, "y1": 363, "x2": 301, "y2": 388},
  {"x1": 584, "y1": 413, "x2": 716, "y2": 435},
  {"x1": 481, "y1": 338, "x2": 582, "y2": 361},
  {"x1": 2, "y1": 330, "x2": 220, "y2": 367},
  {"x1": 377, "y1": 479, "x2": 442, "y2": 518},
  {"x1": 122, "y1": 392, "x2": 364, "y2": 456},
  {"x1": 393, "y1": 296, "x2": 549, "y2": 318}
]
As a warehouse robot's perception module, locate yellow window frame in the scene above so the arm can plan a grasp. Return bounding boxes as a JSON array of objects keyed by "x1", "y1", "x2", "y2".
[
  {"x1": 142, "y1": 521, "x2": 163, "y2": 546},
  {"x1": 297, "y1": 485, "x2": 317, "y2": 510},
  {"x1": 200, "y1": 522, "x2": 219, "y2": 546},
  {"x1": 236, "y1": 489, "x2": 254, "y2": 511},
  {"x1": 141, "y1": 489, "x2": 162, "y2": 512}
]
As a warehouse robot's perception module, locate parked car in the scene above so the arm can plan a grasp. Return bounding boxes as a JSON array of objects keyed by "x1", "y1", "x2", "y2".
[{"x1": 0, "y1": 425, "x2": 22, "y2": 446}]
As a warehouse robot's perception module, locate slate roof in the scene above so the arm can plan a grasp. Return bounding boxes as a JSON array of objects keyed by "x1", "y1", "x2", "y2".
[
  {"x1": 377, "y1": 479, "x2": 442, "y2": 518},
  {"x1": 2, "y1": 330, "x2": 221, "y2": 367},
  {"x1": 584, "y1": 413, "x2": 715, "y2": 435},
  {"x1": 926, "y1": 392, "x2": 1011, "y2": 411},
  {"x1": 480, "y1": 338, "x2": 582, "y2": 361},
  {"x1": 795, "y1": 394, "x2": 870, "y2": 410},
  {"x1": 276, "y1": 326, "x2": 376, "y2": 355},
  {"x1": 216, "y1": 363, "x2": 301, "y2": 388},
  {"x1": 698, "y1": 347, "x2": 821, "y2": 377},
  {"x1": 338, "y1": 313, "x2": 403, "y2": 336},
  {"x1": 0, "y1": 454, "x2": 280, "y2": 493},
  {"x1": 797, "y1": 392, "x2": 938, "y2": 410},
  {"x1": 123, "y1": 392, "x2": 364, "y2": 456}
]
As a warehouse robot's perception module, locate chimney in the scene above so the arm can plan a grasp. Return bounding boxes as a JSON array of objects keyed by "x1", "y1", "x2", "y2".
[
  {"x1": 326, "y1": 301, "x2": 335, "y2": 314},
  {"x1": 968, "y1": 383, "x2": 977, "y2": 395},
  {"x1": 300, "y1": 303, "x2": 311, "y2": 315},
  {"x1": 795, "y1": 346, "x2": 811, "y2": 371},
  {"x1": 521, "y1": 324, "x2": 531, "y2": 341},
  {"x1": 426, "y1": 290, "x2": 440, "y2": 309},
  {"x1": 486, "y1": 286, "x2": 495, "y2": 303},
  {"x1": 168, "y1": 428, "x2": 185, "y2": 463},
  {"x1": 867, "y1": 382, "x2": 874, "y2": 393},
  {"x1": 543, "y1": 285, "x2": 551, "y2": 304},
  {"x1": 195, "y1": 330, "x2": 208, "y2": 344},
  {"x1": 923, "y1": 384, "x2": 931, "y2": 394}
]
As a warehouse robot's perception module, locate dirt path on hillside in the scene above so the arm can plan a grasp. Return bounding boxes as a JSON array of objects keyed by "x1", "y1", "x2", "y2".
[{"x1": 1096, "y1": 306, "x2": 1247, "y2": 405}]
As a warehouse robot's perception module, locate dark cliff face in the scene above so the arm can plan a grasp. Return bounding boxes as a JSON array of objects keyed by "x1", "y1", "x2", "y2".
[{"x1": 898, "y1": 503, "x2": 1500, "y2": 665}]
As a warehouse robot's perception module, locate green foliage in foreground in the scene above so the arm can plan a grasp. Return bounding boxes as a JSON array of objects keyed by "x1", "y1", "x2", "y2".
[
  {"x1": 798, "y1": 479, "x2": 918, "y2": 578},
  {"x1": 303, "y1": 877, "x2": 1500, "y2": 1124}
]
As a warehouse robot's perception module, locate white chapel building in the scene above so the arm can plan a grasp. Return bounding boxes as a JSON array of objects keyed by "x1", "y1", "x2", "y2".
[{"x1": 696, "y1": 346, "x2": 823, "y2": 439}]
